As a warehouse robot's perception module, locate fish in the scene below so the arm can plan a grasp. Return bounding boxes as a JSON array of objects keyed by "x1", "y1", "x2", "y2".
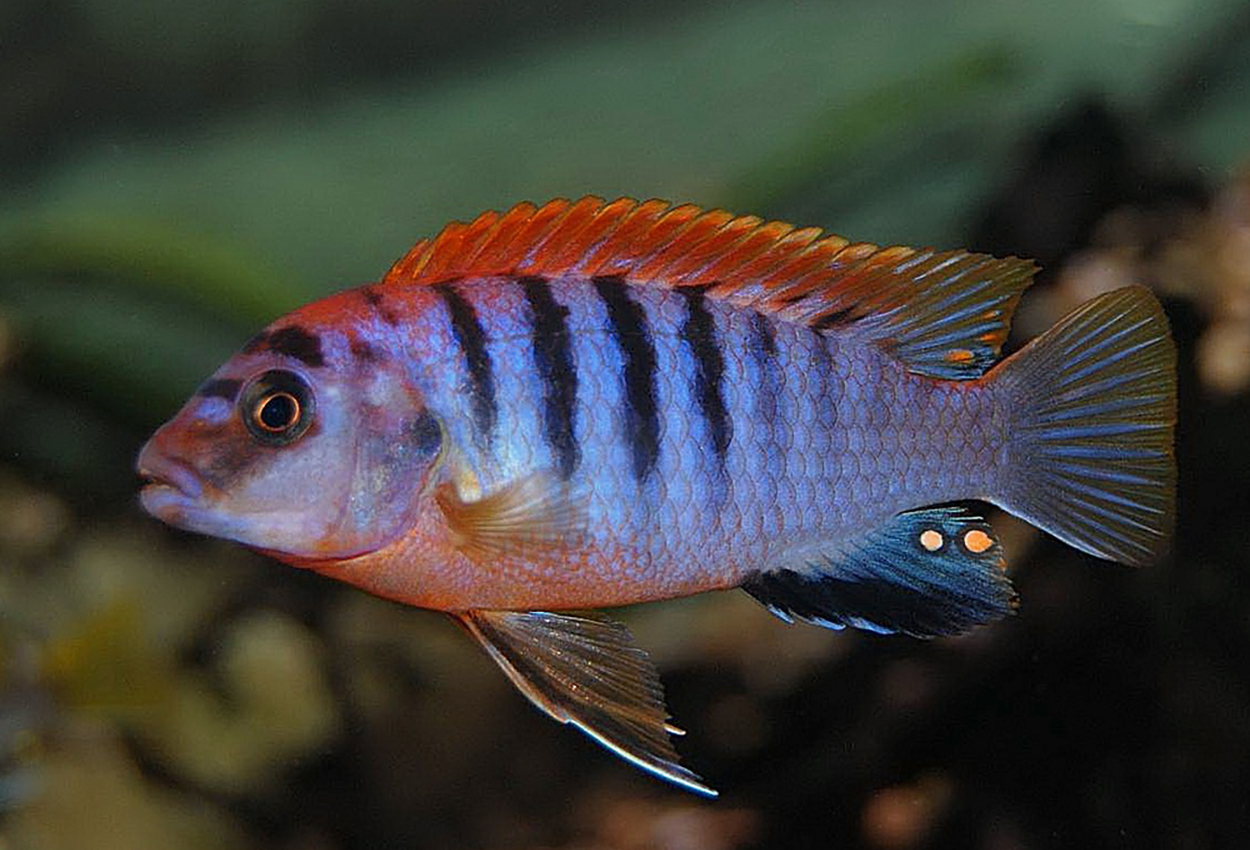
[{"x1": 136, "y1": 197, "x2": 1176, "y2": 796}]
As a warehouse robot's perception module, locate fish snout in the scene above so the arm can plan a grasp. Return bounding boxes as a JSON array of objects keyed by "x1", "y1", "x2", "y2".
[{"x1": 136, "y1": 437, "x2": 206, "y2": 519}]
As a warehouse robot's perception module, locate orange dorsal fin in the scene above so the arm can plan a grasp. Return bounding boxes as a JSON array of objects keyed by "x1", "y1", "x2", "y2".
[{"x1": 382, "y1": 197, "x2": 1039, "y2": 378}]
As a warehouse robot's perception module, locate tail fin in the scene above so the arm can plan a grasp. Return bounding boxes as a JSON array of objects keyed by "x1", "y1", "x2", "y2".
[{"x1": 991, "y1": 285, "x2": 1176, "y2": 566}]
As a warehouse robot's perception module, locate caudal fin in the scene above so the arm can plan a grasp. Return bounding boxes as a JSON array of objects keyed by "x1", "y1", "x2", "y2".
[{"x1": 992, "y1": 285, "x2": 1176, "y2": 566}]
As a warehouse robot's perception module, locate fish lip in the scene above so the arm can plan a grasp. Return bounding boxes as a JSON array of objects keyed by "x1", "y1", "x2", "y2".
[{"x1": 136, "y1": 445, "x2": 204, "y2": 505}]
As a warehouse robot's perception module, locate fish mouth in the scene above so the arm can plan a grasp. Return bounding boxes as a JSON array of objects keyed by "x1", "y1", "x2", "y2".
[{"x1": 136, "y1": 443, "x2": 205, "y2": 519}]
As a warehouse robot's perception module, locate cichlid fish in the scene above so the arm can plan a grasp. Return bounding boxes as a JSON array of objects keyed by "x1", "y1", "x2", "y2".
[{"x1": 137, "y1": 197, "x2": 1176, "y2": 795}]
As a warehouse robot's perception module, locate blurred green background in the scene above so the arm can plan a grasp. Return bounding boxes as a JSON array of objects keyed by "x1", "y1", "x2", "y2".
[{"x1": 3, "y1": 1, "x2": 1250, "y2": 848}]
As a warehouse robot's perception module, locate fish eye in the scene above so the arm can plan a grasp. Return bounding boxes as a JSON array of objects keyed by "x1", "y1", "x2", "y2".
[{"x1": 240, "y1": 370, "x2": 315, "y2": 446}]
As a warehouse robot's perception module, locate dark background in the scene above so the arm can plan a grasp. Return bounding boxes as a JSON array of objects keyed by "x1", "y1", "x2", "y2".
[{"x1": 2, "y1": 1, "x2": 1249, "y2": 847}]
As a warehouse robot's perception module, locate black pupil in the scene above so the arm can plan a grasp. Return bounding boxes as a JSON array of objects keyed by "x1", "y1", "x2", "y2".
[{"x1": 259, "y1": 393, "x2": 298, "y2": 430}]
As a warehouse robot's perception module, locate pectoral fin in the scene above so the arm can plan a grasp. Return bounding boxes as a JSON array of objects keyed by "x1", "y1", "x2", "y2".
[
  {"x1": 436, "y1": 470, "x2": 586, "y2": 559},
  {"x1": 455, "y1": 609, "x2": 716, "y2": 797}
]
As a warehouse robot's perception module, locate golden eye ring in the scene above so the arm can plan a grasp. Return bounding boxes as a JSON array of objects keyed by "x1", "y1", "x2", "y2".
[{"x1": 253, "y1": 391, "x2": 301, "y2": 433}]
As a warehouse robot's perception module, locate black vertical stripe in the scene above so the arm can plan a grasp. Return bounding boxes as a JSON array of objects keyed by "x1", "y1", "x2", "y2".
[
  {"x1": 749, "y1": 310, "x2": 777, "y2": 357},
  {"x1": 435, "y1": 282, "x2": 496, "y2": 445},
  {"x1": 810, "y1": 327, "x2": 840, "y2": 436},
  {"x1": 679, "y1": 287, "x2": 732, "y2": 465},
  {"x1": 520, "y1": 276, "x2": 580, "y2": 479},
  {"x1": 593, "y1": 275, "x2": 660, "y2": 483},
  {"x1": 748, "y1": 310, "x2": 780, "y2": 426}
]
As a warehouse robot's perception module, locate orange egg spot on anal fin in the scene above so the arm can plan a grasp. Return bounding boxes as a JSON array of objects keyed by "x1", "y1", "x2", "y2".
[{"x1": 963, "y1": 529, "x2": 994, "y2": 554}]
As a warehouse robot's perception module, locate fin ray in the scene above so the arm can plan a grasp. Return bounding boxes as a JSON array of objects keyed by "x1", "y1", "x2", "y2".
[
  {"x1": 383, "y1": 197, "x2": 1038, "y2": 378},
  {"x1": 456, "y1": 610, "x2": 716, "y2": 796},
  {"x1": 743, "y1": 507, "x2": 1017, "y2": 639},
  {"x1": 992, "y1": 285, "x2": 1176, "y2": 566},
  {"x1": 435, "y1": 470, "x2": 587, "y2": 560}
]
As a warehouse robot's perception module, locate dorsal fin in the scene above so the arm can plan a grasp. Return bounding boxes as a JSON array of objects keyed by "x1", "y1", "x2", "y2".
[{"x1": 383, "y1": 197, "x2": 1039, "y2": 378}]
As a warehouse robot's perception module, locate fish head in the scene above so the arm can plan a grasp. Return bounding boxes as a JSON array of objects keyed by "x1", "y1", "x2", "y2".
[{"x1": 137, "y1": 308, "x2": 443, "y2": 561}]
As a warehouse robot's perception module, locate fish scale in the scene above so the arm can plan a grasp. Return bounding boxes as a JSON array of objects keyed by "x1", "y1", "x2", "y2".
[
  {"x1": 374, "y1": 273, "x2": 1004, "y2": 600},
  {"x1": 137, "y1": 197, "x2": 1175, "y2": 796}
]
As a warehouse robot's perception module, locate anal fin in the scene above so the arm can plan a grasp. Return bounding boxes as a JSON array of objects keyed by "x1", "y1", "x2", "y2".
[
  {"x1": 743, "y1": 506, "x2": 1016, "y2": 638},
  {"x1": 455, "y1": 609, "x2": 716, "y2": 797}
]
